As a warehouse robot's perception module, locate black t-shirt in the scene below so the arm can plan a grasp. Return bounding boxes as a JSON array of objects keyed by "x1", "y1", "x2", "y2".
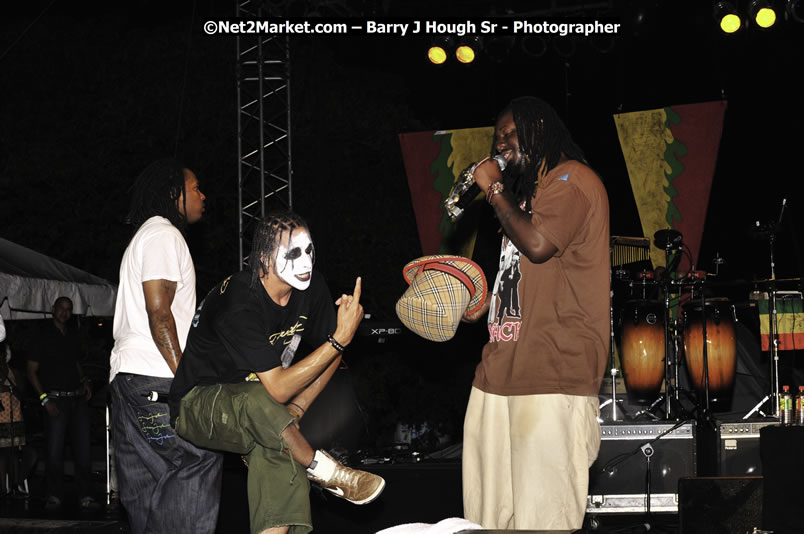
[
  {"x1": 30, "y1": 322, "x2": 83, "y2": 391},
  {"x1": 169, "y1": 270, "x2": 336, "y2": 418}
]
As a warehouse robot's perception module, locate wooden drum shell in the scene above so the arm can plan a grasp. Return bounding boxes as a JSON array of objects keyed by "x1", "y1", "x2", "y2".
[
  {"x1": 620, "y1": 300, "x2": 666, "y2": 403},
  {"x1": 682, "y1": 302, "x2": 737, "y2": 402}
]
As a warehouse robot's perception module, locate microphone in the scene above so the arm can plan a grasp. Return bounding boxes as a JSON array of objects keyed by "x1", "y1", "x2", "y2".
[
  {"x1": 142, "y1": 391, "x2": 170, "y2": 403},
  {"x1": 444, "y1": 155, "x2": 507, "y2": 221}
]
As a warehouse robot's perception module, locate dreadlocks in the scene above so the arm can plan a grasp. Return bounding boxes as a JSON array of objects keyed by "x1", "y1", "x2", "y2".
[
  {"x1": 248, "y1": 210, "x2": 310, "y2": 289},
  {"x1": 499, "y1": 96, "x2": 587, "y2": 208},
  {"x1": 126, "y1": 158, "x2": 188, "y2": 233}
]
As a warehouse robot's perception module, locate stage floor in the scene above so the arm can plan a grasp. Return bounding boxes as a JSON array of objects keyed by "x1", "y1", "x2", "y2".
[{"x1": 0, "y1": 453, "x2": 679, "y2": 534}]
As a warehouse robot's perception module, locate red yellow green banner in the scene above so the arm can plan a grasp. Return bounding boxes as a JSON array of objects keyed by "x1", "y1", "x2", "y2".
[
  {"x1": 613, "y1": 101, "x2": 727, "y2": 270},
  {"x1": 399, "y1": 126, "x2": 494, "y2": 258},
  {"x1": 756, "y1": 295, "x2": 804, "y2": 351}
]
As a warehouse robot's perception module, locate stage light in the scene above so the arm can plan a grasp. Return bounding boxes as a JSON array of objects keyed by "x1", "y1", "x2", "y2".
[
  {"x1": 427, "y1": 36, "x2": 452, "y2": 65},
  {"x1": 750, "y1": 0, "x2": 777, "y2": 28},
  {"x1": 455, "y1": 37, "x2": 481, "y2": 64},
  {"x1": 455, "y1": 44, "x2": 475, "y2": 63},
  {"x1": 714, "y1": 1, "x2": 742, "y2": 33},
  {"x1": 427, "y1": 46, "x2": 448, "y2": 65},
  {"x1": 788, "y1": 0, "x2": 804, "y2": 22}
]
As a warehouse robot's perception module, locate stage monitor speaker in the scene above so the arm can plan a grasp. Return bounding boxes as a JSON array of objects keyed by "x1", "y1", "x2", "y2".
[
  {"x1": 678, "y1": 476, "x2": 763, "y2": 534},
  {"x1": 588, "y1": 422, "x2": 696, "y2": 513},
  {"x1": 696, "y1": 418, "x2": 778, "y2": 476}
]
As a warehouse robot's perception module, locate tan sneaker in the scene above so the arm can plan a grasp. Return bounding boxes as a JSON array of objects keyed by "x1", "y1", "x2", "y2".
[{"x1": 307, "y1": 450, "x2": 386, "y2": 505}]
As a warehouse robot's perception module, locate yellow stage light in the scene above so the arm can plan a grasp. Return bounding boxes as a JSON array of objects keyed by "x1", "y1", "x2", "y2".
[
  {"x1": 751, "y1": 0, "x2": 777, "y2": 28},
  {"x1": 455, "y1": 44, "x2": 476, "y2": 64},
  {"x1": 427, "y1": 46, "x2": 447, "y2": 65},
  {"x1": 715, "y1": 1, "x2": 742, "y2": 33}
]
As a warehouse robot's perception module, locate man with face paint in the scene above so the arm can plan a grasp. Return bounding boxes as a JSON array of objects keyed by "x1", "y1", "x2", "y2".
[
  {"x1": 460, "y1": 97, "x2": 609, "y2": 531},
  {"x1": 169, "y1": 211, "x2": 385, "y2": 534}
]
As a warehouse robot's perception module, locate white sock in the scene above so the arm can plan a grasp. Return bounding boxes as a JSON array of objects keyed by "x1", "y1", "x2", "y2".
[{"x1": 307, "y1": 450, "x2": 337, "y2": 480}]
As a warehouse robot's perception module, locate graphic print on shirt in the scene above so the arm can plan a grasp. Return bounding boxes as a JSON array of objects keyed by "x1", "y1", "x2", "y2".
[
  {"x1": 488, "y1": 237, "x2": 522, "y2": 343},
  {"x1": 268, "y1": 316, "x2": 307, "y2": 368}
]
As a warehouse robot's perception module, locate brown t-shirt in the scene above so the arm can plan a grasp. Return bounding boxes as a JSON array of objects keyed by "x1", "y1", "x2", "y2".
[{"x1": 473, "y1": 160, "x2": 610, "y2": 397}]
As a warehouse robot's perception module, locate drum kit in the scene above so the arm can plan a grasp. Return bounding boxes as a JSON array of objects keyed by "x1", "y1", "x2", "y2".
[{"x1": 603, "y1": 224, "x2": 800, "y2": 423}]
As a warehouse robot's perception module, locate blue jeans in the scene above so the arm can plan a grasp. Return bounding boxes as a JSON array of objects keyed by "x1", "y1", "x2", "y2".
[
  {"x1": 111, "y1": 373, "x2": 223, "y2": 534},
  {"x1": 43, "y1": 395, "x2": 92, "y2": 499}
]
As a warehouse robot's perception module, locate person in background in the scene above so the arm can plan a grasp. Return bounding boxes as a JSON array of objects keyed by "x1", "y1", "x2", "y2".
[{"x1": 27, "y1": 297, "x2": 97, "y2": 509}]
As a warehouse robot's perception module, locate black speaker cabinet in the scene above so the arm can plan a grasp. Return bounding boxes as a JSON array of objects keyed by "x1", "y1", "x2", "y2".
[
  {"x1": 678, "y1": 476, "x2": 763, "y2": 534},
  {"x1": 588, "y1": 422, "x2": 696, "y2": 513},
  {"x1": 697, "y1": 418, "x2": 778, "y2": 477},
  {"x1": 761, "y1": 425, "x2": 804, "y2": 534}
]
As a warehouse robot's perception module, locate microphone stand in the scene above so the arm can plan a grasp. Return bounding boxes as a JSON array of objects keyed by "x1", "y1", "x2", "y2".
[
  {"x1": 661, "y1": 241, "x2": 677, "y2": 420},
  {"x1": 696, "y1": 275, "x2": 712, "y2": 421},
  {"x1": 767, "y1": 227, "x2": 781, "y2": 418},
  {"x1": 600, "y1": 239, "x2": 625, "y2": 421},
  {"x1": 743, "y1": 199, "x2": 787, "y2": 420},
  {"x1": 765, "y1": 199, "x2": 786, "y2": 419}
]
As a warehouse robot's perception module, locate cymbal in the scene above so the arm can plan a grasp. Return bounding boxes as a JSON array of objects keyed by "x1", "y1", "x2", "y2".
[
  {"x1": 751, "y1": 277, "x2": 801, "y2": 284},
  {"x1": 702, "y1": 277, "x2": 801, "y2": 287}
]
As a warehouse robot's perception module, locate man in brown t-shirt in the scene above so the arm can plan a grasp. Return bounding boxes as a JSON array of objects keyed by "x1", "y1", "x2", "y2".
[{"x1": 462, "y1": 96, "x2": 610, "y2": 531}]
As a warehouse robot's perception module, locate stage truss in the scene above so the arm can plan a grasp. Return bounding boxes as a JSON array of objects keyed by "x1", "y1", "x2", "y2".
[{"x1": 236, "y1": 0, "x2": 292, "y2": 268}]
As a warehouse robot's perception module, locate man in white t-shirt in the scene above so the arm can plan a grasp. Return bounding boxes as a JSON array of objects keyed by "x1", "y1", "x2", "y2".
[{"x1": 109, "y1": 158, "x2": 222, "y2": 534}]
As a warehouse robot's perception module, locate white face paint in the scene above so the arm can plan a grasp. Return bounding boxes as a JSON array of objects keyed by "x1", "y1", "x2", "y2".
[{"x1": 275, "y1": 229, "x2": 314, "y2": 290}]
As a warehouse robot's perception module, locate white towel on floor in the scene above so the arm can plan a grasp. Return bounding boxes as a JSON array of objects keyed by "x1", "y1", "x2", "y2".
[{"x1": 375, "y1": 517, "x2": 483, "y2": 534}]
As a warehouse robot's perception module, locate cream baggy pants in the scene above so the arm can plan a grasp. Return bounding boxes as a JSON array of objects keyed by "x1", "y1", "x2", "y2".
[{"x1": 462, "y1": 388, "x2": 601, "y2": 531}]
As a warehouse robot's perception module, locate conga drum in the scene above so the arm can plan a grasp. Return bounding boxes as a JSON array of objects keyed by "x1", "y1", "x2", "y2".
[
  {"x1": 620, "y1": 300, "x2": 666, "y2": 403},
  {"x1": 682, "y1": 300, "x2": 737, "y2": 404}
]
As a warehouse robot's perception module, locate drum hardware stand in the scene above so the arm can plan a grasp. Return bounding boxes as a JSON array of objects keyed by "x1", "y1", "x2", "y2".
[
  {"x1": 652, "y1": 230, "x2": 690, "y2": 421},
  {"x1": 601, "y1": 243, "x2": 627, "y2": 421},
  {"x1": 632, "y1": 397, "x2": 662, "y2": 420},
  {"x1": 744, "y1": 394, "x2": 772, "y2": 419},
  {"x1": 599, "y1": 286, "x2": 627, "y2": 421},
  {"x1": 747, "y1": 199, "x2": 787, "y2": 419}
]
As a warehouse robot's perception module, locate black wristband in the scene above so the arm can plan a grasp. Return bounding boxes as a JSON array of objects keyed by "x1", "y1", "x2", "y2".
[{"x1": 327, "y1": 334, "x2": 346, "y2": 353}]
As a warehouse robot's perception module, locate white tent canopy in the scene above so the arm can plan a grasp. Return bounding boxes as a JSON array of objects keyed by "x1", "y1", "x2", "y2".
[{"x1": 0, "y1": 237, "x2": 117, "y2": 320}]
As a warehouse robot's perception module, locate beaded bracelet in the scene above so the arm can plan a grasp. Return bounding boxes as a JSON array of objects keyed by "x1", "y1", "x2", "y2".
[
  {"x1": 327, "y1": 334, "x2": 346, "y2": 353},
  {"x1": 41, "y1": 395, "x2": 50, "y2": 406}
]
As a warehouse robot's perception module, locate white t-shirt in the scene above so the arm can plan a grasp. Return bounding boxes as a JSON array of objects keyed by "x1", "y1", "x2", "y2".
[{"x1": 109, "y1": 216, "x2": 196, "y2": 382}]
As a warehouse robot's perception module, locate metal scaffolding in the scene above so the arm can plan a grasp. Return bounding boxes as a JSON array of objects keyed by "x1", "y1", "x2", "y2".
[{"x1": 236, "y1": 0, "x2": 292, "y2": 268}]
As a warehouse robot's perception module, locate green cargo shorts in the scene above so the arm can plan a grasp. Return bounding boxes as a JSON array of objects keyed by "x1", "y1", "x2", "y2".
[{"x1": 176, "y1": 382, "x2": 312, "y2": 534}]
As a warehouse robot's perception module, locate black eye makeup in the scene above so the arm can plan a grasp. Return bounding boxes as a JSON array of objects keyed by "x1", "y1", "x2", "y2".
[{"x1": 283, "y1": 243, "x2": 314, "y2": 261}]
